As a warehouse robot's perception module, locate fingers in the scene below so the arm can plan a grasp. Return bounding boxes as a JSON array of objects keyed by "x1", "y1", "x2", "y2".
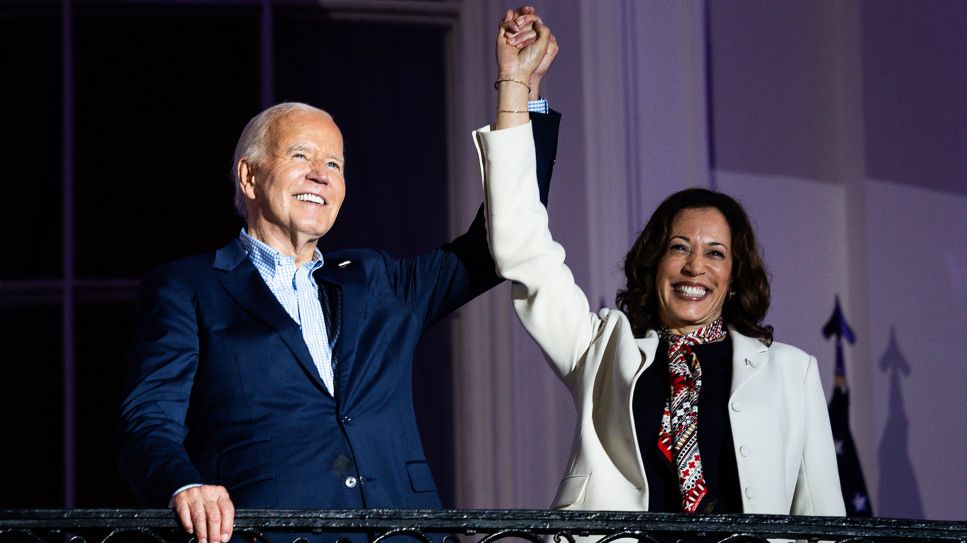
[
  {"x1": 172, "y1": 485, "x2": 234, "y2": 543},
  {"x1": 530, "y1": 31, "x2": 559, "y2": 97},
  {"x1": 531, "y1": 19, "x2": 552, "y2": 53},
  {"x1": 547, "y1": 33, "x2": 559, "y2": 59},
  {"x1": 220, "y1": 496, "x2": 236, "y2": 542},
  {"x1": 195, "y1": 501, "x2": 213, "y2": 543},
  {"x1": 508, "y1": 28, "x2": 538, "y2": 49},
  {"x1": 175, "y1": 499, "x2": 194, "y2": 536},
  {"x1": 505, "y1": 14, "x2": 540, "y2": 34}
]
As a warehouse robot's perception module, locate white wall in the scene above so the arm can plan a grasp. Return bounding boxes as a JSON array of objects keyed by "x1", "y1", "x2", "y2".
[{"x1": 865, "y1": 180, "x2": 967, "y2": 519}]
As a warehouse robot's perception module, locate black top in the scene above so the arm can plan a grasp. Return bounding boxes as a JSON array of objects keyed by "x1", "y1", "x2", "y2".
[{"x1": 632, "y1": 336, "x2": 743, "y2": 513}]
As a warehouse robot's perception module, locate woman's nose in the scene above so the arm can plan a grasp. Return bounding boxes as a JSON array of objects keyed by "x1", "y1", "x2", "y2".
[{"x1": 681, "y1": 253, "x2": 704, "y2": 276}]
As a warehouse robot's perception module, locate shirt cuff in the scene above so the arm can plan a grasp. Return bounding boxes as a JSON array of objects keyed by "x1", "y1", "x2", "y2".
[
  {"x1": 527, "y1": 98, "x2": 549, "y2": 114},
  {"x1": 169, "y1": 483, "x2": 204, "y2": 507}
]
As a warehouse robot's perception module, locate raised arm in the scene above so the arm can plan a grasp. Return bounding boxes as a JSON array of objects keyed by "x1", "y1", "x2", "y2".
[
  {"x1": 494, "y1": 9, "x2": 551, "y2": 130},
  {"x1": 387, "y1": 8, "x2": 561, "y2": 329},
  {"x1": 475, "y1": 17, "x2": 602, "y2": 382}
]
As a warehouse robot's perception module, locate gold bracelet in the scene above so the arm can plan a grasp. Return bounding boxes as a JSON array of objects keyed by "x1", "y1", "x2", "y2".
[
  {"x1": 494, "y1": 77, "x2": 531, "y2": 92},
  {"x1": 497, "y1": 109, "x2": 529, "y2": 114}
]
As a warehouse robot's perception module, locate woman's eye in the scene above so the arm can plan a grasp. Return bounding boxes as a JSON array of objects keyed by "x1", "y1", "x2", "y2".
[
  {"x1": 669, "y1": 244, "x2": 688, "y2": 253},
  {"x1": 707, "y1": 249, "x2": 725, "y2": 258}
]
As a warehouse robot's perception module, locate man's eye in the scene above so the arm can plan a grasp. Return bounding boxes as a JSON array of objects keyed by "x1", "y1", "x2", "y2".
[
  {"x1": 327, "y1": 160, "x2": 342, "y2": 170},
  {"x1": 293, "y1": 153, "x2": 308, "y2": 160}
]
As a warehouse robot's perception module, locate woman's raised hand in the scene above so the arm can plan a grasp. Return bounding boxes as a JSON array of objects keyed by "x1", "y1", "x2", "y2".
[{"x1": 495, "y1": 7, "x2": 554, "y2": 129}]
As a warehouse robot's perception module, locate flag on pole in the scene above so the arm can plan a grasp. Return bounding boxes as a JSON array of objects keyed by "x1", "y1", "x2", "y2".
[{"x1": 823, "y1": 296, "x2": 873, "y2": 517}]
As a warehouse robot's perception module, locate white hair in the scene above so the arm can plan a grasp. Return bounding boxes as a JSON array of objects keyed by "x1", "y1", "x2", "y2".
[{"x1": 232, "y1": 102, "x2": 333, "y2": 219}]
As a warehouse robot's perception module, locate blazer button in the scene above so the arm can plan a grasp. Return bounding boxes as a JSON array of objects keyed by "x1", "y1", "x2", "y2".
[
  {"x1": 745, "y1": 486, "x2": 756, "y2": 499},
  {"x1": 739, "y1": 445, "x2": 751, "y2": 457},
  {"x1": 345, "y1": 476, "x2": 358, "y2": 488},
  {"x1": 342, "y1": 415, "x2": 352, "y2": 424}
]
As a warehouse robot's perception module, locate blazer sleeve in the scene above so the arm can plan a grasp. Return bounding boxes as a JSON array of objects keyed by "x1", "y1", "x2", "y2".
[
  {"x1": 791, "y1": 355, "x2": 848, "y2": 516},
  {"x1": 473, "y1": 121, "x2": 601, "y2": 383},
  {"x1": 387, "y1": 111, "x2": 560, "y2": 329},
  {"x1": 117, "y1": 267, "x2": 205, "y2": 506}
]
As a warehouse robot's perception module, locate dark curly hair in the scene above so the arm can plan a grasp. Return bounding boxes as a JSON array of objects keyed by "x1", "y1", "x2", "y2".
[{"x1": 615, "y1": 188, "x2": 773, "y2": 344}]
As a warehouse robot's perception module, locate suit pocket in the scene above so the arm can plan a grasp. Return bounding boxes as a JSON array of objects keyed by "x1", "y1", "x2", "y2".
[
  {"x1": 553, "y1": 474, "x2": 590, "y2": 509},
  {"x1": 217, "y1": 438, "x2": 275, "y2": 489},
  {"x1": 405, "y1": 460, "x2": 437, "y2": 493}
]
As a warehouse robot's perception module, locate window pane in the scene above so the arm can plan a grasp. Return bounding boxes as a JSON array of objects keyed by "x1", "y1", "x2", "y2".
[
  {"x1": 0, "y1": 4, "x2": 63, "y2": 279},
  {"x1": 0, "y1": 305, "x2": 64, "y2": 506},
  {"x1": 75, "y1": 302, "x2": 138, "y2": 506},
  {"x1": 74, "y1": 5, "x2": 260, "y2": 278},
  {"x1": 273, "y1": 10, "x2": 449, "y2": 255}
]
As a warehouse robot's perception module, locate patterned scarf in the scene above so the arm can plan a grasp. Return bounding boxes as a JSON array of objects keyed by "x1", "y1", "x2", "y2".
[{"x1": 657, "y1": 318, "x2": 726, "y2": 513}]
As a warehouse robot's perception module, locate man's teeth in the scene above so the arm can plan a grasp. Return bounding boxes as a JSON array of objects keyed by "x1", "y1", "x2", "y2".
[
  {"x1": 675, "y1": 284, "x2": 708, "y2": 297},
  {"x1": 295, "y1": 193, "x2": 325, "y2": 205}
]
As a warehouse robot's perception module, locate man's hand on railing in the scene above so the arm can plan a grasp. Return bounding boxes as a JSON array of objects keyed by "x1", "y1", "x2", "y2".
[{"x1": 171, "y1": 484, "x2": 234, "y2": 543}]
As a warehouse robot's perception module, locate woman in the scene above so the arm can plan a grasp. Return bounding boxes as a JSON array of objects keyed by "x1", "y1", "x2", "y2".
[{"x1": 476, "y1": 19, "x2": 845, "y2": 516}]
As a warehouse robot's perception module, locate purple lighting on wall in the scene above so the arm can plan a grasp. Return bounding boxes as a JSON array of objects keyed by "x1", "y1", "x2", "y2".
[
  {"x1": 703, "y1": 0, "x2": 718, "y2": 191},
  {"x1": 620, "y1": 0, "x2": 643, "y2": 238}
]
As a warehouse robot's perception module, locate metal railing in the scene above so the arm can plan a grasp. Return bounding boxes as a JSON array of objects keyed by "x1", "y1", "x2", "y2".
[{"x1": 1, "y1": 509, "x2": 966, "y2": 543}]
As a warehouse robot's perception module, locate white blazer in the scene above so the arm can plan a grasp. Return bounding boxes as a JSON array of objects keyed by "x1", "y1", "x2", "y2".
[{"x1": 474, "y1": 122, "x2": 845, "y2": 516}]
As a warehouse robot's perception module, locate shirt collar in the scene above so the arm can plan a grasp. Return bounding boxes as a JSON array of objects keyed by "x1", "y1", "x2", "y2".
[{"x1": 238, "y1": 229, "x2": 324, "y2": 276}]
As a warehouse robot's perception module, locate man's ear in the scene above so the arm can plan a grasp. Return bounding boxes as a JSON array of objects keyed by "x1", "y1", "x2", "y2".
[{"x1": 238, "y1": 158, "x2": 258, "y2": 200}]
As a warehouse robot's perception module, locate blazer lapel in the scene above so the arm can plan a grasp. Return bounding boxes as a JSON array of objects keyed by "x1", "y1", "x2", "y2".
[
  {"x1": 729, "y1": 328, "x2": 770, "y2": 397},
  {"x1": 214, "y1": 240, "x2": 331, "y2": 395},
  {"x1": 313, "y1": 256, "x2": 367, "y2": 395},
  {"x1": 632, "y1": 330, "x2": 661, "y2": 383}
]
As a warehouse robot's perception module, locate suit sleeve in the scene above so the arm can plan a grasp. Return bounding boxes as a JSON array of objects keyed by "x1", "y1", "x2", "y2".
[
  {"x1": 791, "y1": 355, "x2": 847, "y2": 516},
  {"x1": 388, "y1": 111, "x2": 561, "y2": 329},
  {"x1": 473, "y1": 120, "x2": 601, "y2": 383},
  {"x1": 117, "y1": 268, "x2": 205, "y2": 506}
]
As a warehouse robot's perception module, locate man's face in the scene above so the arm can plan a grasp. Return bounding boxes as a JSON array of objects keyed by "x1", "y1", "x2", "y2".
[{"x1": 240, "y1": 110, "x2": 346, "y2": 245}]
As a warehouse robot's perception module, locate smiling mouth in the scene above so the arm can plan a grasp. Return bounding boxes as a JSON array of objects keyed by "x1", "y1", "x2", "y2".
[
  {"x1": 295, "y1": 193, "x2": 326, "y2": 205},
  {"x1": 674, "y1": 283, "x2": 709, "y2": 298}
]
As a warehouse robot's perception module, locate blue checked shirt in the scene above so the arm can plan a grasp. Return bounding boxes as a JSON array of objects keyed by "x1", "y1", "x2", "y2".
[{"x1": 239, "y1": 229, "x2": 335, "y2": 395}]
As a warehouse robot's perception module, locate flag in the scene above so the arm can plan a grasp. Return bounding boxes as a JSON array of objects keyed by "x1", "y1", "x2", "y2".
[{"x1": 823, "y1": 296, "x2": 873, "y2": 517}]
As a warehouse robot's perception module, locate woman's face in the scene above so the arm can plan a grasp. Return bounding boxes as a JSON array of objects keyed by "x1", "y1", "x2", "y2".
[{"x1": 655, "y1": 207, "x2": 733, "y2": 336}]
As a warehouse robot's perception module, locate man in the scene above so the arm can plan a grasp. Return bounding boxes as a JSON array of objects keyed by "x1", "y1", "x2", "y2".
[{"x1": 118, "y1": 9, "x2": 558, "y2": 543}]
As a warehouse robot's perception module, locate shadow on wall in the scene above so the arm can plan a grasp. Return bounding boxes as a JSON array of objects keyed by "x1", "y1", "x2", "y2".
[{"x1": 877, "y1": 327, "x2": 925, "y2": 518}]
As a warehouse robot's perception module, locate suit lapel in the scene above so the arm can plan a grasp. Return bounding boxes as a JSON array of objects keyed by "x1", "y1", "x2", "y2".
[
  {"x1": 214, "y1": 240, "x2": 331, "y2": 395},
  {"x1": 729, "y1": 328, "x2": 770, "y2": 397},
  {"x1": 314, "y1": 256, "x2": 367, "y2": 395}
]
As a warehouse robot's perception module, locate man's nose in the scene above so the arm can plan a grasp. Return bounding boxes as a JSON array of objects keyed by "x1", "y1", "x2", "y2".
[{"x1": 306, "y1": 162, "x2": 330, "y2": 183}]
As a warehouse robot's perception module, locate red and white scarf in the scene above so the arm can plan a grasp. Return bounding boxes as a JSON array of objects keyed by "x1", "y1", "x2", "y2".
[{"x1": 657, "y1": 319, "x2": 726, "y2": 513}]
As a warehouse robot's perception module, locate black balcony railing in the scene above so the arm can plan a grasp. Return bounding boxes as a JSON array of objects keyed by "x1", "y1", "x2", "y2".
[{"x1": 1, "y1": 509, "x2": 966, "y2": 543}]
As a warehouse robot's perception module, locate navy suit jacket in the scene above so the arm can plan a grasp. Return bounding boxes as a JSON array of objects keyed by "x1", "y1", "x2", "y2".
[{"x1": 118, "y1": 112, "x2": 560, "y2": 509}]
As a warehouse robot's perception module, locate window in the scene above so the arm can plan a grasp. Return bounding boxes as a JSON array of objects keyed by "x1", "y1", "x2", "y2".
[{"x1": 0, "y1": 0, "x2": 455, "y2": 507}]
